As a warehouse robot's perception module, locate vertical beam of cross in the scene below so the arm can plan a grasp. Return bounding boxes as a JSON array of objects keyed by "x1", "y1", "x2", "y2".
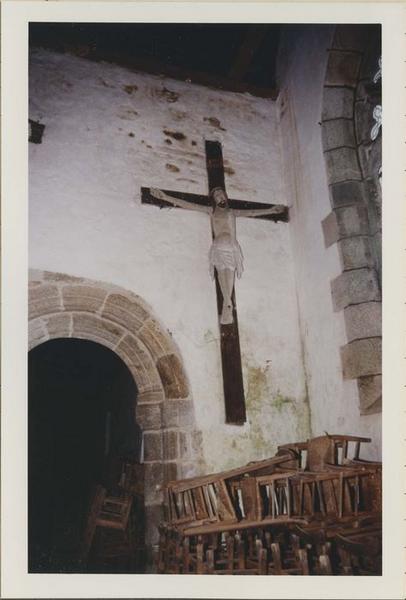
[{"x1": 205, "y1": 141, "x2": 246, "y2": 425}]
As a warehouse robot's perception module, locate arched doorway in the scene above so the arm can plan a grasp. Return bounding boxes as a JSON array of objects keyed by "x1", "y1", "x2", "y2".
[
  {"x1": 28, "y1": 338, "x2": 143, "y2": 573},
  {"x1": 28, "y1": 270, "x2": 205, "y2": 568}
]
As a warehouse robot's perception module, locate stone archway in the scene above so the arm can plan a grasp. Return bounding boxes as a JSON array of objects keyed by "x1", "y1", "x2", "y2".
[
  {"x1": 320, "y1": 25, "x2": 382, "y2": 416},
  {"x1": 28, "y1": 269, "x2": 205, "y2": 554}
]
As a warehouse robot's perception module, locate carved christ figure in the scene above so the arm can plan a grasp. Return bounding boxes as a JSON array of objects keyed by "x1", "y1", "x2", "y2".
[{"x1": 150, "y1": 187, "x2": 285, "y2": 325}]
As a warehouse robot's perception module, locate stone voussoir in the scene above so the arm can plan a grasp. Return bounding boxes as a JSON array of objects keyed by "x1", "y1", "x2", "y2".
[
  {"x1": 62, "y1": 284, "x2": 108, "y2": 313},
  {"x1": 44, "y1": 312, "x2": 72, "y2": 338},
  {"x1": 136, "y1": 403, "x2": 162, "y2": 430},
  {"x1": 325, "y1": 50, "x2": 362, "y2": 87},
  {"x1": 338, "y1": 236, "x2": 374, "y2": 271},
  {"x1": 138, "y1": 318, "x2": 177, "y2": 361},
  {"x1": 357, "y1": 374, "x2": 382, "y2": 415},
  {"x1": 331, "y1": 268, "x2": 381, "y2": 311},
  {"x1": 29, "y1": 284, "x2": 62, "y2": 320},
  {"x1": 142, "y1": 362, "x2": 165, "y2": 392},
  {"x1": 322, "y1": 118, "x2": 356, "y2": 152},
  {"x1": 341, "y1": 337, "x2": 381, "y2": 379},
  {"x1": 116, "y1": 334, "x2": 156, "y2": 387},
  {"x1": 322, "y1": 87, "x2": 354, "y2": 121},
  {"x1": 156, "y1": 353, "x2": 189, "y2": 399},
  {"x1": 137, "y1": 389, "x2": 164, "y2": 404},
  {"x1": 72, "y1": 312, "x2": 124, "y2": 347},
  {"x1": 329, "y1": 180, "x2": 365, "y2": 209},
  {"x1": 29, "y1": 318, "x2": 49, "y2": 350},
  {"x1": 102, "y1": 293, "x2": 149, "y2": 334},
  {"x1": 335, "y1": 205, "x2": 370, "y2": 238},
  {"x1": 343, "y1": 302, "x2": 381, "y2": 342},
  {"x1": 324, "y1": 147, "x2": 362, "y2": 184}
]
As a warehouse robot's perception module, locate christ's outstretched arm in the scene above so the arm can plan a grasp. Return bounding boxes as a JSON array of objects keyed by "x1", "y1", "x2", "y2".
[
  {"x1": 150, "y1": 188, "x2": 212, "y2": 214},
  {"x1": 232, "y1": 204, "x2": 286, "y2": 218}
]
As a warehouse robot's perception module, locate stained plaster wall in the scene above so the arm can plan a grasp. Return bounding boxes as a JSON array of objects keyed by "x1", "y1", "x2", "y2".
[
  {"x1": 29, "y1": 49, "x2": 310, "y2": 474},
  {"x1": 277, "y1": 26, "x2": 381, "y2": 459}
]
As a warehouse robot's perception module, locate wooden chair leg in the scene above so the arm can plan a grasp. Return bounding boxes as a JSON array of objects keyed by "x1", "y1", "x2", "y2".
[
  {"x1": 236, "y1": 534, "x2": 246, "y2": 570},
  {"x1": 319, "y1": 553, "x2": 333, "y2": 575},
  {"x1": 270, "y1": 542, "x2": 283, "y2": 575},
  {"x1": 259, "y1": 548, "x2": 268, "y2": 575},
  {"x1": 196, "y1": 536, "x2": 204, "y2": 574},
  {"x1": 298, "y1": 548, "x2": 309, "y2": 575},
  {"x1": 182, "y1": 537, "x2": 190, "y2": 574},
  {"x1": 337, "y1": 546, "x2": 353, "y2": 575},
  {"x1": 206, "y1": 548, "x2": 214, "y2": 574},
  {"x1": 224, "y1": 533, "x2": 233, "y2": 572}
]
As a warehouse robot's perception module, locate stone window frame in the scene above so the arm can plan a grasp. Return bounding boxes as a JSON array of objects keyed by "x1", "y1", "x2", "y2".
[
  {"x1": 321, "y1": 25, "x2": 382, "y2": 415},
  {"x1": 28, "y1": 269, "x2": 205, "y2": 555}
]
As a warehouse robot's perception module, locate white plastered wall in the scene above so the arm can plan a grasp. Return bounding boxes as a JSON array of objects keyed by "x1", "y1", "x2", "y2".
[
  {"x1": 277, "y1": 26, "x2": 381, "y2": 459},
  {"x1": 29, "y1": 48, "x2": 310, "y2": 473}
]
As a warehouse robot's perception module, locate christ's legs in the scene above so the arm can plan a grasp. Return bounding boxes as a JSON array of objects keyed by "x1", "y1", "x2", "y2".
[{"x1": 217, "y1": 268, "x2": 235, "y2": 325}]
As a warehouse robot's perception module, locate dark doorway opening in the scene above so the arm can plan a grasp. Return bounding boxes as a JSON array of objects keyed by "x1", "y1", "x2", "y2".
[{"x1": 28, "y1": 338, "x2": 143, "y2": 573}]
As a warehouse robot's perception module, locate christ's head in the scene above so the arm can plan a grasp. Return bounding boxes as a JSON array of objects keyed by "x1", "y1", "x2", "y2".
[{"x1": 211, "y1": 187, "x2": 228, "y2": 209}]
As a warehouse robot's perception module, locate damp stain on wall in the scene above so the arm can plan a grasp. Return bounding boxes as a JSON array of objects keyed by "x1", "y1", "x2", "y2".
[
  {"x1": 155, "y1": 87, "x2": 179, "y2": 103},
  {"x1": 166, "y1": 163, "x2": 180, "y2": 173},
  {"x1": 204, "y1": 116, "x2": 227, "y2": 131},
  {"x1": 163, "y1": 129, "x2": 187, "y2": 141},
  {"x1": 170, "y1": 109, "x2": 187, "y2": 121},
  {"x1": 123, "y1": 84, "x2": 138, "y2": 95}
]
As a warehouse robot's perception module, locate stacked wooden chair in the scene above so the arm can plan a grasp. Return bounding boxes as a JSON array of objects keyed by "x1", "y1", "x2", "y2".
[
  {"x1": 81, "y1": 461, "x2": 145, "y2": 572},
  {"x1": 157, "y1": 434, "x2": 381, "y2": 575}
]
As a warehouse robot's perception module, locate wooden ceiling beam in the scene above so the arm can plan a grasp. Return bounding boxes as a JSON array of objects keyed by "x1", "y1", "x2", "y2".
[{"x1": 228, "y1": 26, "x2": 268, "y2": 81}]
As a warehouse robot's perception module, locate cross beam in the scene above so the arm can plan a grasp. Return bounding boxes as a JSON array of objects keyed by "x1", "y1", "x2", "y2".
[{"x1": 141, "y1": 189, "x2": 289, "y2": 223}]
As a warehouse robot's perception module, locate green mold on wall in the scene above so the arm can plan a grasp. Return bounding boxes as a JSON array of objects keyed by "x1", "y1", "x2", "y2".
[
  {"x1": 243, "y1": 359, "x2": 311, "y2": 451},
  {"x1": 245, "y1": 364, "x2": 269, "y2": 413},
  {"x1": 243, "y1": 364, "x2": 270, "y2": 453},
  {"x1": 272, "y1": 392, "x2": 294, "y2": 411}
]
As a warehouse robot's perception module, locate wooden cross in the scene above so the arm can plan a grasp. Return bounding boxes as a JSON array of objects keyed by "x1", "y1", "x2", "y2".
[{"x1": 142, "y1": 140, "x2": 288, "y2": 425}]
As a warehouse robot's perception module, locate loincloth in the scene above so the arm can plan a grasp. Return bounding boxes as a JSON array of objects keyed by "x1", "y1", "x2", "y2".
[{"x1": 209, "y1": 238, "x2": 244, "y2": 275}]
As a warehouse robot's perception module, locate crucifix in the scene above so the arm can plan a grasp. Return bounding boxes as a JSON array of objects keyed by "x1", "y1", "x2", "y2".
[{"x1": 142, "y1": 141, "x2": 289, "y2": 425}]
